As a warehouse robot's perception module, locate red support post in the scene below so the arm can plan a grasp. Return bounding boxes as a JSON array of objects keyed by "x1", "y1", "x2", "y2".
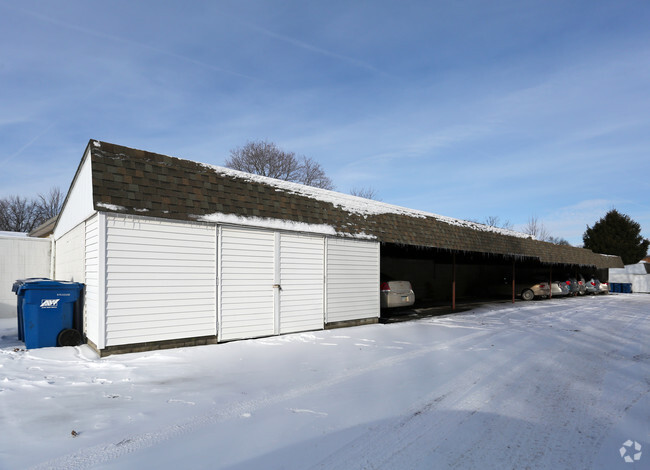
[
  {"x1": 452, "y1": 253, "x2": 456, "y2": 311},
  {"x1": 512, "y1": 260, "x2": 515, "y2": 304}
]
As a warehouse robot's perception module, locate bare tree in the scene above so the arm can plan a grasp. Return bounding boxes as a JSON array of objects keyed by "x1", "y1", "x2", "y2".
[
  {"x1": 0, "y1": 195, "x2": 39, "y2": 232},
  {"x1": 35, "y1": 187, "x2": 64, "y2": 222},
  {"x1": 225, "y1": 140, "x2": 334, "y2": 190},
  {"x1": 226, "y1": 140, "x2": 300, "y2": 180},
  {"x1": 482, "y1": 215, "x2": 513, "y2": 230},
  {"x1": 0, "y1": 187, "x2": 63, "y2": 233},
  {"x1": 522, "y1": 216, "x2": 571, "y2": 242},
  {"x1": 298, "y1": 156, "x2": 334, "y2": 190},
  {"x1": 349, "y1": 186, "x2": 380, "y2": 200},
  {"x1": 523, "y1": 216, "x2": 551, "y2": 241},
  {"x1": 547, "y1": 236, "x2": 571, "y2": 246}
]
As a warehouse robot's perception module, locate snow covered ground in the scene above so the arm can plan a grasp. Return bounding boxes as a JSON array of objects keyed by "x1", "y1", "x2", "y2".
[{"x1": 1, "y1": 294, "x2": 648, "y2": 469}]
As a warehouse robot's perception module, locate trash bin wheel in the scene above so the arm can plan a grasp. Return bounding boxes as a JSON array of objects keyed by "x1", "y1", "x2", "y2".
[{"x1": 57, "y1": 328, "x2": 82, "y2": 347}]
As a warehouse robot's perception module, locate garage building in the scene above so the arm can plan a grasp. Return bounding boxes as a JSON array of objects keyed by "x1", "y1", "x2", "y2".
[{"x1": 52, "y1": 140, "x2": 623, "y2": 355}]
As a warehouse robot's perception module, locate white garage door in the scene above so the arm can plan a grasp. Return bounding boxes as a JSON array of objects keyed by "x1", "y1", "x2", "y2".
[
  {"x1": 220, "y1": 227, "x2": 276, "y2": 341},
  {"x1": 279, "y1": 233, "x2": 324, "y2": 334},
  {"x1": 219, "y1": 228, "x2": 325, "y2": 341}
]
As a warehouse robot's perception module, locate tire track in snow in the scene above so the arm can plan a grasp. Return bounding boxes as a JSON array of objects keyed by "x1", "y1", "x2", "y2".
[
  {"x1": 29, "y1": 327, "x2": 496, "y2": 470},
  {"x1": 30, "y1": 296, "x2": 648, "y2": 469},
  {"x1": 307, "y1": 330, "x2": 535, "y2": 470},
  {"x1": 309, "y1": 297, "x2": 649, "y2": 470}
]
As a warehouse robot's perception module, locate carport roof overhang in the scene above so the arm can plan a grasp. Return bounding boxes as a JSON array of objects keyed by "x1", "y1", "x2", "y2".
[
  {"x1": 380, "y1": 241, "x2": 541, "y2": 264},
  {"x1": 70, "y1": 139, "x2": 623, "y2": 271},
  {"x1": 372, "y1": 211, "x2": 622, "y2": 270},
  {"x1": 381, "y1": 236, "x2": 623, "y2": 269}
]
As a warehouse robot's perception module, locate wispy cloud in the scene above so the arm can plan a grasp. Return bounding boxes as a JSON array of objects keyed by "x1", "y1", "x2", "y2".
[
  {"x1": 1, "y1": 4, "x2": 259, "y2": 81},
  {"x1": 537, "y1": 199, "x2": 619, "y2": 244},
  {"x1": 1, "y1": 1, "x2": 648, "y2": 243},
  {"x1": 240, "y1": 21, "x2": 387, "y2": 76},
  {"x1": 0, "y1": 122, "x2": 57, "y2": 168}
]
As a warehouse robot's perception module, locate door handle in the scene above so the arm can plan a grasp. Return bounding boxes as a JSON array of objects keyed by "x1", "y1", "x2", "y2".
[{"x1": 273, "y1": 284, "x2": 282, "y2": 290}]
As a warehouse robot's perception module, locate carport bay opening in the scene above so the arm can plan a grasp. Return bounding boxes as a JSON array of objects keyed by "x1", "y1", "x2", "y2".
[{"x1": 380, "y1": 243, "x2": 609, "y2": 305}]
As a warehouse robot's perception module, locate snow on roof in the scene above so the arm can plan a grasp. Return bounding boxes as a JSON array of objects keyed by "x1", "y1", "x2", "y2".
[
  {"x1": 0, "y1": 231, "x2": 28, "y2": 238},
  {"x1": 86, "y1": 140, "x2": 624, "y2": 268},
  {"x1": 201, "y1": 163, "x2": 533, "y2": 240},
  {"x1": 91, "y1": 139, "x2": 530, "y2": 240},
  {"x1": 196, "y1": 212, "x2": 339, "y2": 237},
  {"x1": 97, "y1": 202, "x2": 127, "y2": 212}
]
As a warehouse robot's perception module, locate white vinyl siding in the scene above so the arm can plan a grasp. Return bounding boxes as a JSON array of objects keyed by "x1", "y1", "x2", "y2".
[
  {"x1": 220, "y1": 227, "x2": 275, "y2": 341},
  {"x1": 53, "y1": 149, "x2": 95, "y2": 239},
  {"x1": 104, "y1": 215, "x2": 216, "y2": 346},
  {"x1": 84, "y1": 215, "x2": 100, "y2": 344},
  {"x1": 326, "y1": 238, "x2": 380, "y2": 323},
  {"x1": 0, "y1": 236, "x2": 51, "y2": 318},
  {"x1": 54, "y1": 222, "x2": 85, "y2": 283},
  {"x1": 279, "y1": 233, "x2": 324, "y2": 334}
]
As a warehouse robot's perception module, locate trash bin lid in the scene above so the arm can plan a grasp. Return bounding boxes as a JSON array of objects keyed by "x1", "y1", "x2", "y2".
[
  {"x1": 17, "y1": 279, "x2": 83, "y2": 294},
  {"x1": 12, "y1": 278, "x2": 50, "y2": 293}
]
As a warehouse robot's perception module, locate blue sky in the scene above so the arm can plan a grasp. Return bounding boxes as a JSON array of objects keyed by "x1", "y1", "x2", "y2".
[{"x1": 1, "y1": 1, "x2": 649, "y2": 246}]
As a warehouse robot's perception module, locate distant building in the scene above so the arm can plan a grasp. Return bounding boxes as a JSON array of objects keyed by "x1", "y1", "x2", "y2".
[{"x1": 609, "y1": 261, "x2": 650, "y2": 293}]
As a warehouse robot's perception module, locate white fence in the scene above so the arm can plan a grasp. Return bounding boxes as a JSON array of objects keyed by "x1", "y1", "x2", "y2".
[{"x1": 0, "y1": 234, "x2": 52, "y2": 318}]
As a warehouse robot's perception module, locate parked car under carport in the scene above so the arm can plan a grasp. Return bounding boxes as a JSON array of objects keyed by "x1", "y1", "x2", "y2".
[
  {"x1": 585, "y1": 278, "x2": 601, "y2": 294},
  {"x1": 551, "y1": 281, "x2": 570, "y2": 297},
  {"x1": 380, "y1": 276, "x2": 415, "y2": 309},
  {"x1": 494, "y1": 279, "x2": 551, "y2": 301}
]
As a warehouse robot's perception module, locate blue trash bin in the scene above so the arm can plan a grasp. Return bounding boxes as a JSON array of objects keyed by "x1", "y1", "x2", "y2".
[
  {"x1": 12, "y1": 278, "x2": 50, "y2": 342},
  {"x1": 18, "y1": 280, "x2": 84, "y2": 349}
]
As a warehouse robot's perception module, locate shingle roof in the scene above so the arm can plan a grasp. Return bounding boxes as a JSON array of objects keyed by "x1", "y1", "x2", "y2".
[
  {"x1": 87, "y1": 140, "x2": 623, "y2": 269},
  {"x1": 29, "y1": 216, "x2": 58, "y2": 238}
]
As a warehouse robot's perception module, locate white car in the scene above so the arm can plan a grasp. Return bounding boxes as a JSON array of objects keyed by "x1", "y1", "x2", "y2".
[
  {"x1": 598, "y1": 281, "x2": 609, "y2": 294},
  {"x1": 495, "y1": 279, "x2": 551, "y2": 301},
  {"x1": 380, "y1": 278, "x2": 415, "y2": 309},
  {"x1": 551, "y1": 281, "x2": 570, "y2": 297}
]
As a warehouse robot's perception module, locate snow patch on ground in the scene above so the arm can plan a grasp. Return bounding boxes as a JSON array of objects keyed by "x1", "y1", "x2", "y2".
[{"x1": 0, "y1": 295, "x2": 648, "y2": 469}]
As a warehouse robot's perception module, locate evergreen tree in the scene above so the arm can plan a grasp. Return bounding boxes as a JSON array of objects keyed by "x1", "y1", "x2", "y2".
[{"x1": 583, "y1": 210, "x2": 649, "y2": 264}]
